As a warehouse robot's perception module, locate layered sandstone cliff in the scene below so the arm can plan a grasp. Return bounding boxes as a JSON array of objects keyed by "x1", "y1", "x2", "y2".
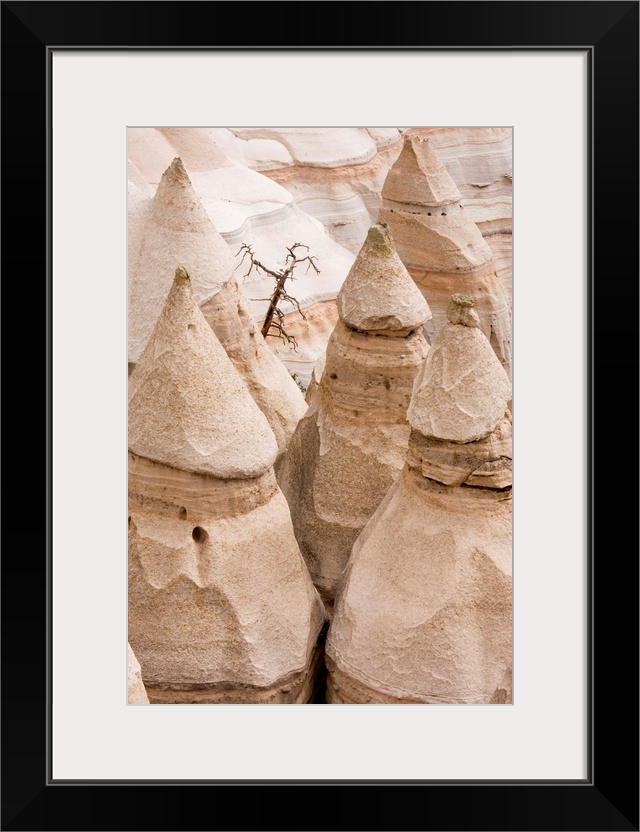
[{"x1": 413, "y1": 128, "x2": 512, "y2": 302}]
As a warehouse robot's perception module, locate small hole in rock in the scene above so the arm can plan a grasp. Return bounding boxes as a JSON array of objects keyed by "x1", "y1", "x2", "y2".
[
  {"x1": 188, "y1": 324, "x2": 195, "y2": 330},
  {"x1": 329, "y1": 372, "x2": 337, "y2": 379},
  {"x1": 179, "y1": 507, "x2": 187, "y2": 520},
  {"x1": 441, "y1": 213, "x2": 446, "y2": 216},
  {"x1": 427, "y1": 212, "x2": 431, "y2": 216},
  {"x1": 128, "y1": 516, "x2": 131, "y2": 529},
  {"x1": 192, "y1": 526, "x2": 208, "y2": 544}
]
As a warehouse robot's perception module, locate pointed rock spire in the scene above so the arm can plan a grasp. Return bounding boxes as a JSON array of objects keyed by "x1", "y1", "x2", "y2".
[
  {"x1": 378, "y1": 133, "x2": 511, "y2": 377},
  {"x1": 128, "y1": 273, "x2": 325, "y2": 704},
  {"x1": 381, "y1": 133, "x2": 461, "y2": 208},
  {"x1": 128, "y1": 156, "x2": 235, "y2": 364},
  {"x1": 128, "y1": 267, "x2": 278, "y2": 479},
  {"x1": 128, "y1": 157, "x2": 306, "y2": 460},
  {"x1": 336, "y1": 223, "x2": 431, "y2": 332},
  {"x1": 150, "y1": 157, "x2": 217, "y2": 232},
  {"x1": 279, "y1": 227, "x2": 431, "y2": 610},
  {"x1": 326, "y1": 294, "x2": 512, "y2": 705},
  {"x1": 407, "y1": 295, "x2": 511, "y2": 444}
]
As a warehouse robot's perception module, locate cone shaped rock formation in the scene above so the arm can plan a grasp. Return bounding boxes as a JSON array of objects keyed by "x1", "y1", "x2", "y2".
[
  {"x1": 379, "y1": 134, "x2": 512, "y2": 375},
  {"x1": 279, "y1": 225, "x2": 431, "y2": 610},
  {"x1": 128, "y1": 157, "x2": 306, "y2": 459},
  {"x1": 126, "y1": 129, "x2": 513, "y2": 705},
  {"x1": 326, "y1": 295, "x2": 512, "y2": 704},
  {"x1": 128, "y1": 269, "x2": 326, "y2": 703}
]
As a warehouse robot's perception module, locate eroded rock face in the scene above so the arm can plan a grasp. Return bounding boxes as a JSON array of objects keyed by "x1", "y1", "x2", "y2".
[
  {"x1": 266, "y1": 299, "x2": 340, "y2": 391},
  {"x1": 129, "y1": 268, "x2": 278, "y2": 479},
  {"x1": 336, "y1": 224, "x2": 431, "y2": 332},
  {"x1": 379, "y1": 133, "x2": 512, "y2": 375},
  {"x1": 129, "y1": 128, "x2": 511, "y2": 387},
  {"x1": 199, "y1": 276, "x2": 307, "y2": 462},
  {"x1": 326, "y1": 295, "x2": 512, "y2": 704},
  {"x1": 127, "y1": 643, "x2": 150, "y2": 704},
  {"x1": 128, "y1": 157, "x2": 234, "y2": 365},
  {"x1": 128, "y1": 270, "x2": 326, "y2": 703},
  {"x1": 407, "y1": 297, "x2": 511, "y2": 444},
  {"x1": 128, "y1": 127, "x2": 356, "y2": 385},
  {"x1": 417, "y1": 127, "x2": 512, "y2": 305},
  {"x1": 128, "y1": 156, "x2": 306, "y2": 459},
  {"x1": 248, "y1": 128, "x2": 405, "y2": 253},
  {"x1": 278, "y1": 226, "x2": 431, "y2": 610}
]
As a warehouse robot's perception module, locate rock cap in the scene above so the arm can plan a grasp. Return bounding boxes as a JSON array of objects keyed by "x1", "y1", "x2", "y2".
[
  {"x1": 408, "y1": 295, "x2": 511, "y2": 443},
  {"x1": 337, "y1": 224, "x2": 431, "y2": 332},
  {"x1": 447, "y1": 293, "x2": 480, "y2": 327}
]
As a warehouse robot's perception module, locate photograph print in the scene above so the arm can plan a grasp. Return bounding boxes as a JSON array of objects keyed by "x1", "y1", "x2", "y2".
[{"x1": 127, "y1": 127, "x2": 513, "y2": 705}]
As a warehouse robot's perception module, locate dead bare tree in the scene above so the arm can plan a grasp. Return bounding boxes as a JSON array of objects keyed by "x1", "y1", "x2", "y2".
[{"x1": 236, "y1": 242, "x2": 320, "y2": 350}]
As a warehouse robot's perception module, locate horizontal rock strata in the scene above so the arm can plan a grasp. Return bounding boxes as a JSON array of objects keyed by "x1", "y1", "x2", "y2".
[
  {"x1": 326, "y1": 295, "x2": 512, "y2": 703},
  {"x1": 279, "y1": 225, "x2": 431, "y2": 610},
  {"x1": 379, "y1": 133, "x2": 511, "y2": 375},
  {"x1": 128, "y1": 269, "x2": 325, "y2": 703}
]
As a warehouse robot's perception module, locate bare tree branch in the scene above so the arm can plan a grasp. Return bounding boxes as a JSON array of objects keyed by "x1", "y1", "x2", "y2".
[{"x1": 235, "y1": 242, "x2": 320, "y2": 351}]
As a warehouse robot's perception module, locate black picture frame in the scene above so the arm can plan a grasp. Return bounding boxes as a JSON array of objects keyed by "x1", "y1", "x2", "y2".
[{"x1": 2, "y1": 2, "x2": 638, "y2": 830}]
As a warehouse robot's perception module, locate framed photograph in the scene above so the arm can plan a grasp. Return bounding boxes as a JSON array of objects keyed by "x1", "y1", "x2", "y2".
[{"x1": 3, "y1": 1, "x2": 637, "y2": 829}]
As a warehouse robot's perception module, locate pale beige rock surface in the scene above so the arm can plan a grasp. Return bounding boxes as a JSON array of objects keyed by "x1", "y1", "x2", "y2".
[
  {"x1": 267, "y1": 299, "x2": 340, "y2": 390},
  {"x1": 127, "y1": 128, "x2": 354, "y2": 318},
  {"x1": 127, "y1": 643, "x2": 150, "y2": 704},
  {"x1": 128, "y1": 160, "x2": 155, "y2": 204},
  {"x1": 128, "y1": 127, "x2": 178, "y2": 183},
  {"x1": 129, "y1": 268, "x2": 278, "y2": 479},
  {"x1": 127, "y1": 130, "x2": 355, "y2": 335},
  {"x1": 128, "y1": 271, "x2": 326, "y2": 703},
  {"x1": 129, "y1": 465, "x2": 326, "y2": 703},
  {"x1": 278, "y1": 228, "x2": 431, "y2": 608},
  {"x1": 129, "y1": 128, "x2": 511, "y2": 387},
  {"x1": 128, "y1": 157, "x2": 235, "y2": 365},
  {"x1": 381, "y1": 131, "x2": 462, "y2": 208},
  {"x1": 325, "y1": 476, "x2": 512, "y2": 703},
  {"x1": 229, "y1": 127, "x2": 385, "y2": 168},
  {"x1": 128, "y1": 157, "x2": 306, "y2": 457},
  {"x1": 199, "y1": 277, "x2": 307, "y2": 460},
  {"x1": 326, "y1": 297, "x2": 512, "y2": 704},
  {"x1": 379, "y1": 133, "x2": 511, "y2": 374},
  {"x1": 400, "y1": 128, "x2": 512, "y2": 304},
  {"x1": 337, "y1": 224, "x2": 431, "y2": 332},
  {"x1": 407, "y1": 299, "x2": 512, "y2": 444},
  {"x1": 408, "y1": 128, "x2": 512, "y2": 227},
  {"x1": 245, "y1": 127, "x2": 510, "y2": 275},
  {"x1": 305, "y1": 352, "x2": 326, "y2": 405},
  {"x1": 257, "y1": 131, "x2": 404, "y2": 254}
]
